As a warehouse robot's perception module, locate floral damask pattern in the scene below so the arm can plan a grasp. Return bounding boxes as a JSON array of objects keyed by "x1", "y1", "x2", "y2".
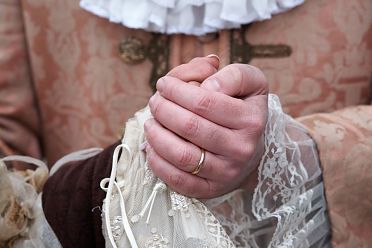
[
  {"x1": 20, "y1": 0, "x2": 154, "y2": 162},
  {"x1": 247, "y1": 0, "x2": 372, "y2": 116},
  {"x1": 298, "y1": 105, "x2": 372, "y2": 247},
  {"x1": 0, "y1": 0, "x2": 41, "y2": 158},
  {"x1": 1, "y1": 0, "x2": 371, "y2": 166},
  {"x1": 0, "y1": 0, "x2": 371, "y2": 246}
]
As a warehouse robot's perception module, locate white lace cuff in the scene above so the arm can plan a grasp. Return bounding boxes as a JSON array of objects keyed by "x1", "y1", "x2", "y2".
[
  {"x1": 80, "y1": 0, "x2": 305, "y2": 35},
  {"x1": 252, "y1": 94, "x2": 330, "y2": 247},
  {"x1": 207, "y1": 94, "x2": 331, "y2": 247}
]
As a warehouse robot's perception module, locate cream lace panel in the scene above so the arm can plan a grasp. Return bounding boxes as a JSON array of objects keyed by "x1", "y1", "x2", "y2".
[
  {"x1": 102, "y1": 107, "x2": 234, "y2": 248},
  {"x1": 102, "y1": 95, "x2": 331, "y2": 248}
]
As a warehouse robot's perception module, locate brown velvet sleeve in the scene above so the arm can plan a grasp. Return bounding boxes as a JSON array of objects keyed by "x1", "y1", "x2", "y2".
[{"x1": 42, "y1": 141, "x2": 120, "y2": 248}]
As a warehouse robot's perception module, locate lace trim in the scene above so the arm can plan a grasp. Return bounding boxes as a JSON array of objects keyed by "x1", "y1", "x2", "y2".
[
  {"x1": 204, "y1": 94, "x2": 330, "y2": 247},
  {"x1": 251, "y1": 94, "x2": 329, "y2": 247}
]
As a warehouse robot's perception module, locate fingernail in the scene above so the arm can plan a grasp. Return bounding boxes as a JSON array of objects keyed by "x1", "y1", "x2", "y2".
[
  {"x1": 145, "y1": 143, "x2": 152, "y2": 154},
  {"x1": 139, "y1": 140, "x2": 148, "y2": 151},
  {"x1": 156, "y1": 77, "x2": 166, "y2": 92},
  {"x1": 149, "y1": 92, "x2": 159, "y2": 108},
  {"x1": 149, "y1": 94, "x2": 155, "y2": 107},
  {"x1": 206, "y1": 54, "x2": 220, "y2": 62},
  {"x1": 202, "y1": 78, "x2": 220, "y2": 92},
  {"x1": 144, "y1": 118, "x2": 156, "y2": 133},
  {"x1": 144, "y1": 118, "x2": 152, "y2": 132}
]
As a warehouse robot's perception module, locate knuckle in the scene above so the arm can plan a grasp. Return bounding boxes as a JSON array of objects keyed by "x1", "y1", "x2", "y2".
[
  {"x1": 206, "y1": 127, "x2": 220, "y2": 143},
  {"x1": 247, "y1": 65, "x2": 269, "y2": 93},
  {"x1": 207, "y1": 183, "x2": 223, "y2": 198},
  {"x1": 196, "y1": 62, "x2": 217, "y2": 76},
  {"x1": 226, "y1": 64, "x2": 244, "y2": 85},
  {"x1": 195, "y1": 95, "x2": 215, "y2": 114},
  {"x1": 169, "y1": 173, "x2": 184, "y2": 189},
  {"x1": 181, "y1": 116, "x2": 200, "y2": 138},
  {"x1": 233, "y1": 144, "x2": 254, "y2": 161},
  {"x1": 252, "y1": 117, "x2": 265, "y2": 132},
  {"x1": 177, "y1": 148, "x2": 194, "y2": 167},
  {"x1": 225, "y1": 166, "x2": 241, "y2": 181},
  {"x1": 240, "y1": 111, "x2": 266, "y2": 133},
  {"x1": 246, "y1": 115, "x2": 265, "y2": 133},
  {"x1": 230, "y1": 101, "x2": 245, "y2": 118},
  {"x1": 169, "y1": 174, "x2": 195, "y2": 196}
]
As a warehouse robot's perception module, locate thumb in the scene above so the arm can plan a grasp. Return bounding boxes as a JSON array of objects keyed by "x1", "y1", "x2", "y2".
[{"x1": 201, "y1": 64, "x2": 268, "y2": 97}]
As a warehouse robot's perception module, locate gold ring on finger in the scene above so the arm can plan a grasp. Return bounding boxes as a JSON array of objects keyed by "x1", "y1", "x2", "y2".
[{"x1": 191, "y1": 148, "x2": 205, "y2": 175}]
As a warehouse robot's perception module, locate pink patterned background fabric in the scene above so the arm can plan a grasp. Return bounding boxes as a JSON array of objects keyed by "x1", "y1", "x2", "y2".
[
  {"x1": 0, "y1": 0, "x2": 371, "y2": 246},
  {"x1": 299, "y1": 106, "x2": 372, "y2": 247},
  {"x1": 1, "y1": 0, "x2": 370, "y2": 163}
]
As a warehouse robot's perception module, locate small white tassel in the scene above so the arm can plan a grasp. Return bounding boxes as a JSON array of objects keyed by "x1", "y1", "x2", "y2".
[{"x1": 133, "y1": 181, "x2": 167, "y2": 224}]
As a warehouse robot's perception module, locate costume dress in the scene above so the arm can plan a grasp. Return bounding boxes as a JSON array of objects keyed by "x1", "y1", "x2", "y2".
[{"x1": 0, "y1": 0, "x2": 371, "y2": 247}]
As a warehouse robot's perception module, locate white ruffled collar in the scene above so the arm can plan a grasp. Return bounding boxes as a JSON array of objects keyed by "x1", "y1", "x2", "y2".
[{"x1": 80, "y1": 0, "x2": 305, "y2": 35}]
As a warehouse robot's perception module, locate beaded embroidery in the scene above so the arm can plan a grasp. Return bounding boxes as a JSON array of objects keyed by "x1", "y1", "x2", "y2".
[
  {"x1": 110, "y1": 216, "x2": 123, "y2": 241},
  {"x1": 144, "y1": 228, "x2": 170, "y2": 248}
]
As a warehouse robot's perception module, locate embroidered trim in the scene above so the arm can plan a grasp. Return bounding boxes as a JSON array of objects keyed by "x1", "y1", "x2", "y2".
[{"x1": 230, "y1": 25, "x2": 292, "y2": 64}]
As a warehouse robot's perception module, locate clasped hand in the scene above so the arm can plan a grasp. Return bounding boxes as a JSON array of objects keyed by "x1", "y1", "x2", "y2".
[{"x1": 144, "y1": 56, "x2": 268, "y2": 198}]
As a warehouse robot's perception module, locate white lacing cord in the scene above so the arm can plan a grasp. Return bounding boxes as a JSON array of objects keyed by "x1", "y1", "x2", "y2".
[
  {"x1": 100, "y1": 144, "x2": 138, "y2": 248},
  {"x1": 0, "y1": 155, "x2": 48, "y2": 172},
  {"x1": 50, "y1": 148, "x2": 103, "y2": 176}
]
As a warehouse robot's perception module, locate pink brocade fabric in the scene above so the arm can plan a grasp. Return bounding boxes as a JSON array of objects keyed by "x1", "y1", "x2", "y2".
[
  {"x1": 247, "y1": 0, "x2": 372, "y2": 116},
  {"x1": 298, "y1": 105, "x2": 372, "y2": 248},
  {"x1": 0, "y1": 0, "x2": 372, "y2": 247},
  {"x1": 0, "y1": 0, "x2": 371, "y2": 164},
  {"x1": 0, "y1": 0, "x2": 41, "y2": 158}
]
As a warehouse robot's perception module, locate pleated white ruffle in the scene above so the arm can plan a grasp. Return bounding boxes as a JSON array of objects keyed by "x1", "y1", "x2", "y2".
[{"x1": 80, "y1": 0, "x2": 305, "y2": 35}]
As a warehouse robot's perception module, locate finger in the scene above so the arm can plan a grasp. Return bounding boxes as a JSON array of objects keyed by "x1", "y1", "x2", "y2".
[
  {"x1": 164, "y1": 56, "x2": 219, "y2": 84},
  {"x1": 155, "y1": 76, "x2": 252, "y2": 129},
  {"x1": 241, "y1": 94, "x2": 268, "y2": 132},
  {"x1": 189, "y1": 54, "x2": 220, "y2": 70},
  {"x1": 144, "y1": 118, "x2": 228, "y2": 179},
  {"x1": 149, "y1": 93, "x2": 250, "y2": 159},
  {"x1": 188, "y1": 81, "x2": 201, "y2": 87},
  {"x1": 201, "y1": 64, "x2": 268, "y2": 97},
  {"x1": 146, "y1": 144, "x2": 221, "y2": 198}
]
